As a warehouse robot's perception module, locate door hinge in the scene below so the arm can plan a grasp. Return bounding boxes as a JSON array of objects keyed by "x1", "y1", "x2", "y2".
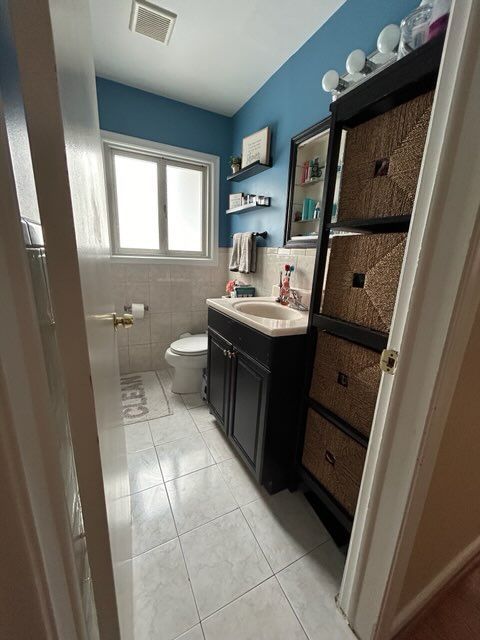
[{"x1": 380, "y1": 349, "x2": 398, "y2": 375}]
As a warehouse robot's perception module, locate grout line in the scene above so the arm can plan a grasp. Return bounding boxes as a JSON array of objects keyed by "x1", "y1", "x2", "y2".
[
  {"x1": 199, "y1": 574, "x2": 274, "y2": 625},
  {"x1": 162, "y1": 463, "x2": 203, "y2": 626},
  {"x1": 176, "y1": 504, "x2": 241, "y2": 540},
  {"x1": 238, "y1": 503, "x2": 276, "y2": 576},
  {"x1": 127, "y1": 478, "x2": 164, "y2": 496},
  {"x1": 273, "y1": 538, "x2": 331, "y2": 577},
  {"x1": 130, "y1": 531, "x2": 178, "y2": 561},
  {"x1": 273, "y1": 574, "x2": 310, "y2": 640}
]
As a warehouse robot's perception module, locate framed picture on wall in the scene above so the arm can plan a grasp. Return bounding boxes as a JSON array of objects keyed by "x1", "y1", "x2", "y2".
[{"x1": 241, "y1": 127, "x2": 271, "y2": 168}]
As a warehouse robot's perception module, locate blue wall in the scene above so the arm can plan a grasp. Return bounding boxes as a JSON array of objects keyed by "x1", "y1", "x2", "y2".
[
  {"x1": 96, "y1": 77, "x2": 233, "y2": 246},
  {"x1": 230, "y1": 0, "x2": 419, "y2": 247},
  {"x1": 96, "y1": 0, "x2": 419, "y2": 248}
]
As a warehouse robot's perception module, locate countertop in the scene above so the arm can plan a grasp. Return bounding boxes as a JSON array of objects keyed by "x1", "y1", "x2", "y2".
[{"x1": 206, "y1": 296, "x2": 309, "y2": 337}]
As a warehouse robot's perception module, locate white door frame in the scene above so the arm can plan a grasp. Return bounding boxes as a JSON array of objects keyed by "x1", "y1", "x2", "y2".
[{"x1": 339, "y1": 2, "x2": 480, "y2": 638}]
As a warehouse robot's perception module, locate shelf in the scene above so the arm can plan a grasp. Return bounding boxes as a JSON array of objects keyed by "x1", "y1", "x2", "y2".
[
  {"x1": 298, "y1": 466, "x2": 353, "y2": 532},
  {"x1": 227, "y1": 160, "x2": 272, "y2": 182},
  {"x1": 327, "y1": 214, "x2": 411, "y2": 234},
  {"x1": 312, "y1": 313, "x2": 388, "y2": 352},
  {"x1": 308, "y1": 398, "x2": 369, "y2": 448},
  {"x1": 331, "y1": 35, "x2": 445, "y2": 127},
  {"x1": 226, "y1": 202, "x2": 270, "y2": 215},
  {"x1": 291, "y1": 234, "x2": 318, "y2": 241},
  {"x1": 295, "y1": 177, "x2": 325, "y2": 187},
  {"x1": 293, "y1": 218, "x2": 320, "y2": 224}
]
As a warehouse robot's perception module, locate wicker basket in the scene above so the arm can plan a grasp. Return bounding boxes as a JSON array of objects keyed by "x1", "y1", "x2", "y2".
[
  {"x1": 322, "y1": 232, "x2": 407, "y2": 332},
  {"x1": 302, "y1": 409, "x2": 366, "y2": 516},
  {"x1": 338, "y1": 90, "x2": 434, "y2": 220},
  {"x1": 310, "y1": 332, "x2": 381, "y2": 437}
]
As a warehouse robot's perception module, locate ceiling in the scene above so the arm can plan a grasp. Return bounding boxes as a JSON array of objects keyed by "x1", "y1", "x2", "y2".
[{"x1": 89, "y1": 0, "x2": 345, "y2": 116}]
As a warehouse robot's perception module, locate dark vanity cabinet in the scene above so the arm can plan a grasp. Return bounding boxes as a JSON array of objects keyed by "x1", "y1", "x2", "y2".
[{"x1": 207, "y1": 308, "x2": 306, "y2": 493}]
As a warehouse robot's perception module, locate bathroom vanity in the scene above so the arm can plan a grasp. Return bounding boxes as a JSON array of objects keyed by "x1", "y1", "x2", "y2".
[{"x1": 206, "y1": 297, "x2": 308, "y2": 494}]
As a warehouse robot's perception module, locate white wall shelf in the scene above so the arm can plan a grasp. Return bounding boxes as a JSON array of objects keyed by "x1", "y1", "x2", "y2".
[{"x1": 226, "y1": 202, "x2": 271, "y2": 215}]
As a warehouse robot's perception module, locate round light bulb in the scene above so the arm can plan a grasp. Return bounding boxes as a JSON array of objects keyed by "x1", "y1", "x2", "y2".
[
  {"x1": 346, "y1": 49, "x2": 367, "y2": 74},
  {"x1": 322, "y1": 69, "x2": 340, "y2": 92},
  {"x1": 377, "y1": 24, "x2": 401, "y2": 54}
]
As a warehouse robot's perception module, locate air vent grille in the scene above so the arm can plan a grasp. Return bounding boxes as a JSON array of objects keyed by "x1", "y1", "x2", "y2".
[{"x1": 129, "y1": 0, "x2": 177, "y2": 44}]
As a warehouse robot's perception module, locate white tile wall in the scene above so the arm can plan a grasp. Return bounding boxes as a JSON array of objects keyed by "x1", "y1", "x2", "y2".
[
  {"x1": 114, "y1": 246, "x2": 316, "y2": 374},
  {"x1": 113, "y1": 249, "x2": 229, "y2": 373},
  {"x1": 227, "y1": 246, "x2": 317, "y2": 297}
]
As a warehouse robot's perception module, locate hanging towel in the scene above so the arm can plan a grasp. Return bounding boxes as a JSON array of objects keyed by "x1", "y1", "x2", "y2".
[{"x1": 229, "y1": 232, "x2": 257, "y2": 274}]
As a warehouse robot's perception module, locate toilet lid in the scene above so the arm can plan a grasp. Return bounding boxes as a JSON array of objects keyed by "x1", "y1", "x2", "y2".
[{"x1": 170, "y1": 334, "x2": 208, "y2": 356}]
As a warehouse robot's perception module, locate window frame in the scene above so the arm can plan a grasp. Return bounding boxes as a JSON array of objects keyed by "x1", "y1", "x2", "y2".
[{"x1": 102, "y1": 131, "x2": 219, "y2": 265}]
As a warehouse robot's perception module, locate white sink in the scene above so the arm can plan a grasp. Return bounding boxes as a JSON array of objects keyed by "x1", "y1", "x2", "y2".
[
  {"x1": 206, "y1": 293, "x2": 309, "y2": 337},
  {"x1": 232, "y1": 300, "x2": 303, "y2": 320}
]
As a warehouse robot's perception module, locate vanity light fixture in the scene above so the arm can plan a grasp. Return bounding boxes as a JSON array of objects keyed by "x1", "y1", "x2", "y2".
[
  {"x1": 377, "y1": 24, "x2": 401, "y2": 54},
  {"x1": 346, "y1": 49, "x2": 377, "y2": 75},
  {"x1": 322, "y1": 70, "x2": 350, "y2": 96}
]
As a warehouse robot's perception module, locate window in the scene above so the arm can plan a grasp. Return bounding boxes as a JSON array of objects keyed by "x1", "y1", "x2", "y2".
[{"x1": 103, "y1": 133, "x2": 218, "y2": 262}]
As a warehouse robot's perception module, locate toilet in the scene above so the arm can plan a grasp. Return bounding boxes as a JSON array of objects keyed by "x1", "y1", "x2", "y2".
[{"x1": 165, "y1": 333, "x2": 208, "y2": 394}]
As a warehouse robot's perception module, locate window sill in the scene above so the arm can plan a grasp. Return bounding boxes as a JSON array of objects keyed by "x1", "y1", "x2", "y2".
[{"x1": 110, "y1": 253, "x2": 219, "y2": 267}]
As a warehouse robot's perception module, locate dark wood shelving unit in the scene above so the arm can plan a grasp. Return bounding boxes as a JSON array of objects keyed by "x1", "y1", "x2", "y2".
[
  {"x1": 308, "y1": 399, "x2": 369, "y2": 449},
  {"x1": 227, "y1": 160, "x2": 272, "y2": 182},
  {"x1": 298, "y1": 466, "x2": 354, "y2": 533},
  {"x1": 328, "y1": 214, "x2": 411, "y2": 234},
  {"x1": 293, "y1": 37, "x2": 445, "y2": 541},
  {"x1": 312, "y1": 314, "x2": 388, "y2": 353}
]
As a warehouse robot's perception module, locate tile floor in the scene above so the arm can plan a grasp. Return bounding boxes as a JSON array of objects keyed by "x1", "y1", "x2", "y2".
[{"x1": 125, "y1": 369, "x2": 356, "y2": 640}]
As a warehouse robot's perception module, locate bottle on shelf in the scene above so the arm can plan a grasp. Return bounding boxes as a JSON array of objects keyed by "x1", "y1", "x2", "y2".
[
  {"x1": 398, "y1": 0, "x2": 450, "y2": 59},
  {"x1": 398, "y1": 0, "x2": 433, "y2": 58}
]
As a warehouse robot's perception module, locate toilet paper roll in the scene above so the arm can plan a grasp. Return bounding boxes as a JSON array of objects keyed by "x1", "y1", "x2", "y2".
[{"x1": 131, "y1": 303, "x2": 145, "y2": 319}]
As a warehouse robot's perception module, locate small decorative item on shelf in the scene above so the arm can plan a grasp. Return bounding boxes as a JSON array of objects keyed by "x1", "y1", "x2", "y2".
[
  {"x1": 229, "y1": 193, "x2": 243, "y2": 208},
  {"x1": 226, "y1": 279, "x2": 236, "y2": 296},
  {"x1": 241, "y1": 126, "x2": 271, "y2": 168},
  {"x1": 234, "y1": 284, "x2": 255, "y2": 298},
  {"x1": 225, "y1": 279, "x2": 255, "y2": 298},
  {"x1": 302, "y1": 198, "x2": 316, "y2": 221},
  {"x1": 294, "y1": 210, "x2": 302, "y2": 222},
  {"x1": 229, "y1": 156, "x2": 242, "y2": 175}
]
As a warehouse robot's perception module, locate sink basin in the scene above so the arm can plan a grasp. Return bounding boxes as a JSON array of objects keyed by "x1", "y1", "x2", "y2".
[{"x1": 232, "y1": 300, "x2": 303, "y2": 320}]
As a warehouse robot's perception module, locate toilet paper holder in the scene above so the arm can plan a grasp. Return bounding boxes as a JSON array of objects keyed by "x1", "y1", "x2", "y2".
[{"x1": 124, "y1": 304, "x2": 149, "y2": 313}]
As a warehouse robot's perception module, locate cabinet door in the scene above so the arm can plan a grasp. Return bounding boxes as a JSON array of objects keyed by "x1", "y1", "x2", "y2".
[
  {"x1": 207, "y1": 329, "x2": 231, "y2": 431},
  {"x1": 229, "y1": 349, "x2": 270, "y2": 476}
]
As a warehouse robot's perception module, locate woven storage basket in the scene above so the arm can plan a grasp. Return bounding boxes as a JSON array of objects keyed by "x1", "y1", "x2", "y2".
[
  {"x1": 302, "y1": 409, "x2": 366, "y2": 516},
  {"x1": 338, "y1": 90, "x2": 434, "y2": 220},
  {"x1": 322, "y1": 232, "x2": 407, "y2": 332},
  {"x1": 310, "y1": 332, "x2": 381, "y2": 437}
]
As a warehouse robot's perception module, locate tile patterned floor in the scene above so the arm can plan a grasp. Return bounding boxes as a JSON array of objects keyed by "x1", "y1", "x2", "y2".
[{"x1": 126, "y1": 369, "x2": 356, "y2": 640}]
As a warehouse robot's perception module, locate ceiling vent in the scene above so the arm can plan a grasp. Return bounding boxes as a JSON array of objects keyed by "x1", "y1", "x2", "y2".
[{"x1": 129, "y1": 0, "x2": 177, "y2": 45}]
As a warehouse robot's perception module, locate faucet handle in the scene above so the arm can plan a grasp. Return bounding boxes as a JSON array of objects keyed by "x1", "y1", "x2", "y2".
[{"x1": 290, "y1": 289, "x2": 301, "y2": 302}]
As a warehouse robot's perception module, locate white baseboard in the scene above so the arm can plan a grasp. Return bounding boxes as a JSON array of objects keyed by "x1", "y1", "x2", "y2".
[{"x1": 392, "y1": 535, "x2": 480, "y2": 636}]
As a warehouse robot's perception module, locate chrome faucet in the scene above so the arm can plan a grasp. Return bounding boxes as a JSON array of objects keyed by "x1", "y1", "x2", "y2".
[{"x1": 288, "y1": 289, "x2": 309, "y2": 311}]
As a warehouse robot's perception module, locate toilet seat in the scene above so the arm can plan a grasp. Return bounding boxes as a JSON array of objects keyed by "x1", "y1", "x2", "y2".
[{"x1": 170, "y1": 334, "x2": 208, "y2": 357}]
